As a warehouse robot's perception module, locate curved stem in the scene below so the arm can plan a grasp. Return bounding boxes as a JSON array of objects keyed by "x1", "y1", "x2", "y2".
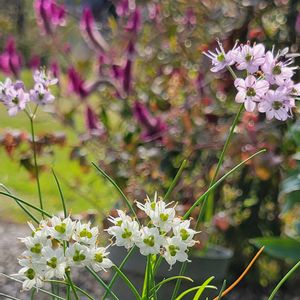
[
  {"x1": 267, "y1": 260, "x2": 300, "y2": 300},
  {"x1": 65, "y1": 271, "x2": 80, "y2": 300},
  {"x1": 196, "y1": 103, "x2": 244, "y2": 228}
]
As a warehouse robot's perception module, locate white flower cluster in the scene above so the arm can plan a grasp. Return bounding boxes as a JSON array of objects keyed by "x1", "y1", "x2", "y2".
[
  {"x1": 0, "y1": 69, "x2": 57, "y2": 116},
  {"x1": 107, "y1": 193, "x2": 198, "y2": 268},
  {"x1": 16, "y1": 216, "x2": 113, "y2": 291},
  {"x1": 204, "y1": 41, "x2": 300, "y2": 121}
]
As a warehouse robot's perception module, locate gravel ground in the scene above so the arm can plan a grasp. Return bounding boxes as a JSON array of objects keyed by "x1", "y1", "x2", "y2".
[{"x1": 0, "y1": 221, "x2": 299, "y2": 300}]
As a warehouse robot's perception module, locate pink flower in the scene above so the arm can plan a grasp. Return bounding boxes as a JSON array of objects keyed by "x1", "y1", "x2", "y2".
[
  {"x1": 30, "y1": 83, "x2": 55, "y2": 105},
  {"x1": 258, "y1": 89, "x2": 294, "y2": 121},
  {"x1": 203, "y1": 41, "x2": 237, "y2": 73},
  {"x1": 233, "y1": 44, "x2": 265, "y2": 73},
  {"x1": 0, "y1": 37, "x2": 22, "y2": 77},
  {"x1": 85, "y1": 105, "x2": 105, "y2": 137},
  {"x1": 234, "y1": 75, "x2": 269, "y2": 112},
  {"x1": 34, "y1": 0, "x2": 66, "y2": 35},
  {"x1": 261, "y1": 50, "x2": 296, "y2": 85},
  {"x1": 4, "y1": 85, "x2": 29, "y2": 116},
  {"x1": 80, "y1": 7, "x2": 109, "y2": 52},
  {"x1": 67, "y1": 67, "x2": 88, "y2": 99},
  {"x1": 116, "y1": 0, "x2": 136, "y2": 17}
]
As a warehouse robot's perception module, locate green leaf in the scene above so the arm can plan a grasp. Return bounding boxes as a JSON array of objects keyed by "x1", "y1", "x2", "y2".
[
  {"x1": 193, "y1": 277, "x2": 215, "y2": 300},
  {"x1": 251, "y1": 237, "x2": 300, "y2": 261}
]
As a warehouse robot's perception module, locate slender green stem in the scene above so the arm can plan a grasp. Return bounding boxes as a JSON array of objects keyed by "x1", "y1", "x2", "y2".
[
  {"x1": 52, "y1": 169, "x2": 67, "y2": 218},
  {"x1": 86, "y1": 266, "x2": 120, "y2": 300},
  {"x1": 28, "y1": 113, "x2": 44, "y2": 218},
  {"x1": 0, "y1": 191, "x2": 52, "y2": 217},
  {"x1": 142, "y1": 256, "x2": 151, "y2": 299},
  {"x1": 92, "y1": 162, "x2": 140, "y2": 224},
  {"x1": 183, "y1": 149, "x2": 266, "y2": 220},
  {"x1": 103, "y1": 246, "x2": 136, "y2": 300},
  {"x1": 51, "y1": 283, "x2": 56, "y2": 300},
  {"x1": 112, "y1": 265, "x2": 142, "y2": 300},
  {"x1": 218, "y1": 280, "x2": 227, "y2": 300},
  {"x1": 164, "y1": 159, "x2": 187, "y2": 202},
  {"x1": 46, "y1": 280, "x2": 95, "y2": 300},
  {"x1": 65, "y1": 271, "x2": 80, "y2": 300},
  {"x1": 30, "y1": 289, "x2": 36, "y2": 300},
  {"x1": 0, "y1": 293, "x2": 21, "y2": 300},
  {"x1": 196, "y1": 103, "x2": 244, "y2": 228},
  {"x1": 268, "y1": 260, "x2": 300, "y2": 300},
  {"x1": 0, "y1": 184, "x2": 39, "y2": 224},
  {"x1": 171, "y1": 262, "x2": 187, "y2": 300}
]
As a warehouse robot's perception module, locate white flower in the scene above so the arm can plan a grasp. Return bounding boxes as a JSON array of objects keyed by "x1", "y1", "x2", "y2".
[
  {"x1": 88, "y1": 246, "x2": 113, "y2": 272},
  {"x1": 66, "y1": 242, "x2": 90, "y2": 267},
  {"x1": 30, "y1": 83, "x2": 55, "y2": 105},
  {"x1": 162, "y1": 236, "x2": 189, "y2": 268},
  {"x1": 234, "y1": 43, "x2": 265, "y2": 73},
  {"x1": 172, "y1": 218, "x2": 198, "y2": 247},
  {"x1": 234, "y1": 75, "x2": 269, "y2": 112},
  {"x1": 0, "y1": 78, "x2": 13, "y2": 101},
  {"x1": 203, "y1": 41, "x2": 238, "y2": 72},
  {"x1": 41, "y1": 246, "x2": 66, "y2": 279},
  {"x1": 136, "y1": 226, "x2": 164, "y2": 256},
  {"x1": 49, "y1": 216, "x2": 75, "y2": 241},
  {"x1": 16, "y1": 258, "x2": 44, "y2": 291},
  {"x1": 73, "y1": 221, "x2": 99, "y2": 245},
  {"x1": 107, "y1": 209, "x2": 132, "y2": 226},
  {"x1": 258, "y1": 89, "x2": 294, "y2": 121},
  {"x1": 136, "y1": 192, "x2": 159, "y2": 218},
  {"x1": 20, "y1": 230, "x2": 50, "y2": 257},
  {"x1": 150, "y1": 201, "x2": 176, "y2": 233},
  {"x1": 107, "y1": 217, "x2": 140, "y2": 250}
]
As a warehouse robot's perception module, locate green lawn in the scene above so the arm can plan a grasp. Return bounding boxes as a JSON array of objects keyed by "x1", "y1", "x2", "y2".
[{"x1": 0, "y1": 104, "x2": 117, "y2": 223}]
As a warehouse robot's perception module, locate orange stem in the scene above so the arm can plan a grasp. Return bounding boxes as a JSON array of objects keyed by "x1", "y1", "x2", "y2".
[{"x1": 213, "y1": 246, "x2": 265, "y2": 300}]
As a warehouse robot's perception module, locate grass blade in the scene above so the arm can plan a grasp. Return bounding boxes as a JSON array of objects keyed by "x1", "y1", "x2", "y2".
[
  {"x1": 52, "y1": 169, "x2": 67, "y2": 218},
  {"x1": 193, "y1": 276, "x2": 215, "y2": 300}
]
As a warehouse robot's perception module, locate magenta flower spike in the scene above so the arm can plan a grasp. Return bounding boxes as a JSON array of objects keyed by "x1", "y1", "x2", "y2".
[
  {"x1": 85, "y1": 105, "x2": 105, "y2": 137},
  {"x1": 80, "y1": 7, "x2": 109, "y2": 52},
  {"x1": 133, "y1": 101, "x2": 167, "y2": 142},
  {"x1": 67, "y1": 67, "x2": 88, "y2": 99},
  {"x1": 34, "y1": 0, "x2": 66, "y2": 35},
  {"x1": 125, "y1": 8, "x2": 142, "y2": 33},
  {"x1": 0, "y1": 37, "x2": 22, "y2": 77}
]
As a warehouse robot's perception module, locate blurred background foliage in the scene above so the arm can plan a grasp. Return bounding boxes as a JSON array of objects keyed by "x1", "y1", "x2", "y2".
[{"x1": 0, "y1": 0, "x2": 300, "y2": 289}]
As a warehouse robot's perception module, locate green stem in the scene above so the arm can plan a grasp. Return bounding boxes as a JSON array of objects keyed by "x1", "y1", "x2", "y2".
[
  {"x1": 196, "y1": 103, "x2": 244, "y2": 228},
  {"x1": 164, "y1": 159, "x2": 187, "y2": 202},
  {"x1": 46, "y1": 280, "x2": 95, "y2": 300},
  {"x1": 112, "y1": 265, "x2": 142, "y2": 300},
  {"x1": 0, "y1": 184, "x2": 39, "y2": 224},
  {"x1": 0, "y1": 191, "x2": 51, "y2": 217},
  {"x1": 183, "y1": 149, "x2": 266, "y2": 220},
  {"x1": 142, "y1": 256, "x2": 151, "y2": 299},
  {"x1": 170, "y1": 262, "x2": 187, "y2": 300},
  {"x1": 65, "y1": 271, "x2": 80, "y2": 300},
  {"x1": 52, "y1": 169, "x2": 67, "y2": 218},
  {"x1": 92, "y1": 162, "x2": 140, "y2": 224},
  {"x1": 103, "y1": 246, "x2": 136, "y2": 300},
  {"x1": 268, "y1": 260, "x2": 300, "y2": 300},
  {"x1": 28, "y1": 113, "x2": 44, "y2": 218},
  {"x1": 86, "y1": 266, "x2": 120, "y2": 300}
]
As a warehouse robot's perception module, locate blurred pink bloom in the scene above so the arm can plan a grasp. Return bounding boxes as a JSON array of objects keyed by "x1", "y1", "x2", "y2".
[
  {"x1": 133, "y1": 101, "x2": 167, "y2": 142},
  {"x1": 50, "y1": 61, "x2": 60, "y2": 79},
  {"x1": 80, "y1": 7, "x2": 108, "y2": 52},
  {"x1": 0, "y1": 37, "x2": 22, "y2": 77},
  {"x1": 85, "y1": 105, "x2": 105, "y2": 137},
  {"x1": 296, "y1": 13, "x2": 300, "y2": 35},
  {"x1": 116, "y1": 0, "x2": 136, "y2": 17},
  {"x1": 183, "y1": 8, "x2": 197, "y2": 28},
  {"x1": 67, "y1": 67, "x2": 88, "y2": 99},
  {"x1": 34, "y1": 0, "x2": 66, "y2": 35},
  {"x1": 125, "y1": 8, "x2": 141, "y2": 33},
  {"x1": 28, "y1": 55, "x2": 41, "y2": 70}
]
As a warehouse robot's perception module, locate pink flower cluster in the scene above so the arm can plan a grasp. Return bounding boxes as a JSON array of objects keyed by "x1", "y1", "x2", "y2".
[
  {"x1": 204, "y1": 41, "x2": 300, "y2": 121},
  {"x1": 0, "y1": 70, "x2": 57, "y2": 116}
]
